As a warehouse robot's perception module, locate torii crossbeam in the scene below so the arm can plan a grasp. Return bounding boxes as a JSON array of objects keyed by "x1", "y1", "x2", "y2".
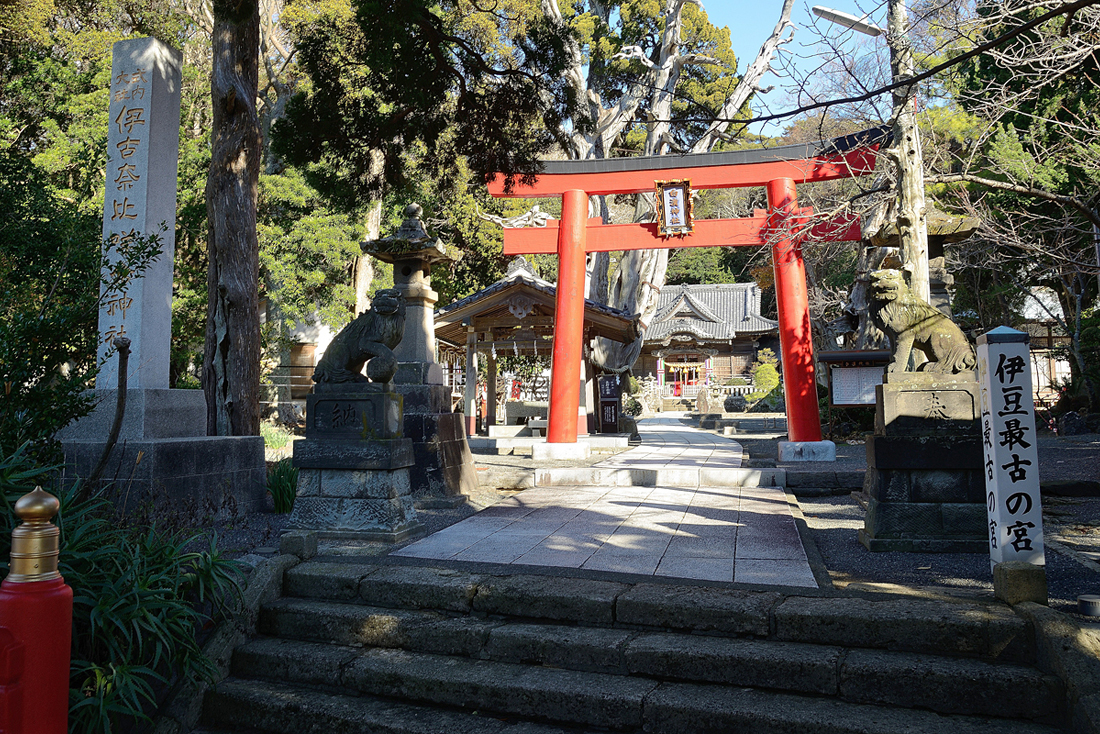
[{"x1": 487, "y1": 131, "x2": 884, "y2": 445}]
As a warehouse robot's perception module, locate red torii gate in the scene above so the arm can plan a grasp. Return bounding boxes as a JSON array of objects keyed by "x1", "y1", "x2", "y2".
[{"x1": 487, "y1": 132, "x2": 883, "y2": 445}]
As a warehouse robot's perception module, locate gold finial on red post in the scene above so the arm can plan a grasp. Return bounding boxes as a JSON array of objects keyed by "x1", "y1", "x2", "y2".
[{"x1": 7, "y1": 487, "x2": 61, "y2": 583}]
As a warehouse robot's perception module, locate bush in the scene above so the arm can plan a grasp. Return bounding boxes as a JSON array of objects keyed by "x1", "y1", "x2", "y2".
[
  {"x1": 627, "y1": 374, "x2": 640, "y2": 395},
  {"x1": 724, "y1": 393, "x2": 747, "y2": 412},
  {"x1": 622, "y1": 396, "x2": 643, "y2": 417},
  {"x1": 267, "y1": 458, "x2": 299, "y2": 513},
  {"x1": 0, "y1": 444, "x2": 244, "y2": 733},
  {"x1": 261, "y1": 421, "x2": 291, "y2": 451},
  {"x1": 0, "y1": 153, "x2": 160, "y2": 462}
]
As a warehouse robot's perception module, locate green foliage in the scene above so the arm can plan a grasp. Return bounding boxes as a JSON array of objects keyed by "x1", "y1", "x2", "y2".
[
  {"x1": 622, "y1": 395, "x2": 643, "y2": 417},
  {"x1": 276, "y1": 0, "x2": 580, "y2": 206},
  {"x1": 570, "y1": 0, "x2": 743, "y2": 153},
  {"x1": 260, "y1": 422, "x2": 291, "y2": 450},
  {"x1": 0, "y1": 152, "x2": 160, "y2": 461},
  {"x1": 266, "y1": 458, "x2": 299, "y2": 514},
  {"x1": 497, "y1": 355, "x2": 551, "y2": 387},
  {"x1": 626, "y1": 374, "x2": 640, "y2": 395},
  {"x1": 381, "y1": 155, "x2": 515, "y2": 305},
  {"x1": 0, "y1": 445, "x2": 244, "y2": 733},
  {"x1": 258, "y1": 168, "x2": 363, "y2": 334},
  {"x1": 664, "y1": 247, "x2": 737, "y2": 286},
  {"x1": 745, "y1": 348, "x2": 780, "y2": 405}
]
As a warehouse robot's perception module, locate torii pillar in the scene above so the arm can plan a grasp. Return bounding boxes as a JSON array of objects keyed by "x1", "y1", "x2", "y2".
[{"x1": 547, "y1": 190, "x2": 588, "y2": 443}]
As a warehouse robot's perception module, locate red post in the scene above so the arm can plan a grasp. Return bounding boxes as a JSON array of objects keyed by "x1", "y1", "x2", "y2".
[
  {"x1": 767, "y1": 178, "x2": 823, "y2": 442},
  {"x1": 547, "y1": 189, "x2": 588, "y2": 443},
  {"x1": 0, "y1": 488, "x2": 73, "y2": 734}
]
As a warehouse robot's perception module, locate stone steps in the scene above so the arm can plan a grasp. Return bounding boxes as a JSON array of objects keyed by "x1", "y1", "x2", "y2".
[
  {"x1": 255, "y1": 597, "x2": 1062, "y2": 721},
  {"x1": 532, "y1": 466, "x2": 779, "y2": 488},
  {"x1": 197, "y1": 560, "x2": 1072, "y2": 733},
  {"x1": 204, "y1": 678, "x2": 584, "y2": 734},
  {"x1": 208, "y1": 648, "x2": 1060, "y2": 734},
  {"x1": 280, "y1": 562, "x2": 1035, "y2": 661}
]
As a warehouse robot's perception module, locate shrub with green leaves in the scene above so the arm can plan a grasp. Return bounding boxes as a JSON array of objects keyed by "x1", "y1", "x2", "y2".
[
  {"x1": 0, "y1": 445, "x2": 244, "y2": 733},
  {"x1": 0, "y1": 153, "x2": 160, "y2": 463},
  {"x1": 746, "y1": 348, "x2": 781, "y2": 406},
  {"x1": 267, "y1": 458, "x2": 299, "y2": 513},
  {"x1": 260, "y1": 421, "x2": 291, "y2": 451}
]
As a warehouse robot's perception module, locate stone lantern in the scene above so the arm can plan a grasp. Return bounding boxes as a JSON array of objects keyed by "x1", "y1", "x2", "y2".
[
  {"x1": 362, "y1": 204, "x2": 475, "y2": 506},
  {"x1": 363, "y1": 203, "x2": 456, "y2": 383}
]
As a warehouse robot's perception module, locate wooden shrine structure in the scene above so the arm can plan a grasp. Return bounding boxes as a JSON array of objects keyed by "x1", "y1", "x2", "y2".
[
  {"x1": 435, "y1": 258, "x2": 638, "y2": 435},
  {"x1": 486, "y1": 129, "x2": 886, "y2": 445}
]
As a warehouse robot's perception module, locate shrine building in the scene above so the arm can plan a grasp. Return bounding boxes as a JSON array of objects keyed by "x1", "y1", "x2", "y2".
[{"x1": 638, "y1": 283, "x2": 779, "y2": 402}]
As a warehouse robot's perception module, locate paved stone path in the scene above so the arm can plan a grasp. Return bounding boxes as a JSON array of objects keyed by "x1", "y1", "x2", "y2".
[{"x1": 394, "y1": 415, "x2": 816, "y2": 587}]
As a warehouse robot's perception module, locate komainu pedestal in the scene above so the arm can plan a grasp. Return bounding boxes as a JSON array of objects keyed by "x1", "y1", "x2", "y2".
[
  {"x1": 289, "y1": 384, "x2": 422, "y2": 542},
  {"x1": 859, "y1": 372, "x2": 987, "y2": 552}
]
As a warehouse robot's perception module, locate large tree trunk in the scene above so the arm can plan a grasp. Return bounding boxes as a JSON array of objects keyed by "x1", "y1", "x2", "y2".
[
  {"x1": 204, "y1": 0, "x2": 262, "y2": 436},
  {"x1": 352, "y1": 198, "x2": 383, "y2": 313}
]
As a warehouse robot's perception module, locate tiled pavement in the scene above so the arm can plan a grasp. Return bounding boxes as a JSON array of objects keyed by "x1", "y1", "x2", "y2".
[
  {"x1": 393, "y1": 415, "x2": 817, "y2": 587},
  {"x1": 592, "y1": 415, "x2": 746, "y2": 470}
]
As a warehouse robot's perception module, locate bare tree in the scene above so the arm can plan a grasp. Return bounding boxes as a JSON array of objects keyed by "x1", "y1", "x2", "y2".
[{"x1": 539, "y1": 0, "x2": 797, "y2": 372}]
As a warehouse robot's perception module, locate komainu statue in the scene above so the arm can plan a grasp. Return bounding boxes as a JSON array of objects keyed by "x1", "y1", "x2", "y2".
[
  {"x1": 313, "y1": 289, "x2": 406, "y2": 386},
  {"x1": 868, "y1": 269, "x2": 975, "y2": 374}
]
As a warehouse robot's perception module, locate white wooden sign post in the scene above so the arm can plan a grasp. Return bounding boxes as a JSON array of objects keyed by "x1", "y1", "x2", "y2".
[{"x1": 976, "y1": 326, "x2": 1045, "y2": 572}]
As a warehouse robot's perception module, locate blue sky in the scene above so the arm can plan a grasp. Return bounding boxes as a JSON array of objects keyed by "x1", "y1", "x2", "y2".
[{"x1": 704, "y1": 1, "x2": 886, "y2": 134}]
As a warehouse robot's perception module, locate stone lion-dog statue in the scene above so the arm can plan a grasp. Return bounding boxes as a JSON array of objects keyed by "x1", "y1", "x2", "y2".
[
  {"x1": 868, "y1": 269, "x2": 975, "y2": 374},
  {"x1": 312, "y1": 289, "x2": 406, "y2": 386}
]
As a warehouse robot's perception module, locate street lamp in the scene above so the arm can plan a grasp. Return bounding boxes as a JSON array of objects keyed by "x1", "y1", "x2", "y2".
[
  {"x1": 811, "y1": 6, "x2": 883, "y2": 36},
  {"x1": 813, "y1": 3, "x2": 931, "y2": 306}
]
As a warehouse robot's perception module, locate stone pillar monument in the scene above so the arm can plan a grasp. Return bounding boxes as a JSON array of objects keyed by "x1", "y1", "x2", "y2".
[
  {"x1": 363, "y1": 205, "x2": 477, "y2": 507},
  {"x1": 98, "y1": 38, "x2": 180, "y2": 389},
  {"x1": 59, "y1": 38, "x2": 264, "y2": 515}
]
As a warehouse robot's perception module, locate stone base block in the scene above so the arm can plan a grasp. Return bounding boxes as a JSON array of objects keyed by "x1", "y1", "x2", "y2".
[
  {"x1": 60, "y1": 435, "x2": 265, "y2": 519},
  {"x1": 778, "y1": 440, "x2": 836, "y2": 462},
  {"x1": 875, "y1": 373, "x2": 980, "y2": 436},
  {"x1": 858, "y1": 529, "x2": 988, "y2": 553},
  {"x1": 295, "y1": 467, "x2": 411, "y2": 499},
  {"x1": 532, "y1": 442, "x2": 591, "y2": 461},
  {"x1": 305, "y1": 387, "x2": 402, "y2": 441},
  {"x1": 279, "y1": 530, "x2": 318, "y2": 559},
  {"x1": 396, "y1": 387, "x2": 476, "y2": 503},
  {"x1": 994, "y1": 561, "x2": 1048, "y2": 605},
  {"x1": 859, "y1": 496, "x2": 987, "y2": 553},
  {"x1": 57, "y1": 388, "x2": 207, "y2": 440},
  {"x1": 396, "y1": 383, "x2": 453, "y2": 417},
  {"x1": 867, "y1": 434, "x2": 983, "y2": 471},
  {"x1": 293, "y1": 438, "x2": 413, "y2": 470},
  {"x1": 288, "y1": 466, "x2": 421, "y2": 542}
]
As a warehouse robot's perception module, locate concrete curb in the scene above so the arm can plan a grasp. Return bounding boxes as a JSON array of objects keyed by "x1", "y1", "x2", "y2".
[
  {"x1": 151, "y1": 552, "x2": 300, "y2": 734},
  {"x1": 785, "y1": 486, "x2": 834, "y2": 590},
  {"x1": 1015, "y1": 601, "x2": 1100, "y2": 734}
]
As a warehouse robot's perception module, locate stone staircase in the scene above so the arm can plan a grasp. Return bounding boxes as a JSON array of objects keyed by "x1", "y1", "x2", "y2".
[
  {"x1": 660, "y1": 397, "x2": 694, "y2": 411},
  {"x1": 194, "y1": 559, "x2": 1075, "y2": 733}
]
